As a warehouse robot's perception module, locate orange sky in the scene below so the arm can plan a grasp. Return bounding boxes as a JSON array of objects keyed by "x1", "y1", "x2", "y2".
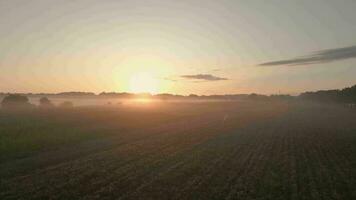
[{"x1": 1, "y1": 0, "x2": 356, "y2": 95}]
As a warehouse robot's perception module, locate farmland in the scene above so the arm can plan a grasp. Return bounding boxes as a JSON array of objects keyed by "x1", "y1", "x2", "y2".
[{"x1": 1, "y1": 101, "x2": 356, "y2": 199}]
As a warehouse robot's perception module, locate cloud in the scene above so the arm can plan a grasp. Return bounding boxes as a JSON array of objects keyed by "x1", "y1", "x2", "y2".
[
  {"x1": 259, "y1": 45, "x2": 356, "y2": 66},
  {"x1": 180, "y1": 74, "x2": 228, "y2": 81},
  {"x1": 162, "y1": 77, "x2": 178, "y2": 82}
]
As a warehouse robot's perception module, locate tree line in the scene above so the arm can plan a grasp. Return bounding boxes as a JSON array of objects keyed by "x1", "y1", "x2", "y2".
[
  {"x1": 1, "y1": 95, "x2": 73, "y2": 109},
  {"x1": 1, "y1": 84, "x2": 355, "y2": 109},
  {"x1": 299, "y1": 84, "x2": 356, "y2": 103}
]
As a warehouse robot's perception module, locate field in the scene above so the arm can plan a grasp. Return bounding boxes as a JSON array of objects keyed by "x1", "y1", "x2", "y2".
[{"x1": 1, "y1": 101, "x2": 356, "y2": 199}]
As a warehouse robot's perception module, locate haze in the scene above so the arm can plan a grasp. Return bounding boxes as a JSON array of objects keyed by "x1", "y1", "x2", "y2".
[
  {"x1": 2, "y1": 2, "x2": 356, "y2": 199},
  {"x1": 1, "y1": 0, "x2": 356, "y2": 95}
]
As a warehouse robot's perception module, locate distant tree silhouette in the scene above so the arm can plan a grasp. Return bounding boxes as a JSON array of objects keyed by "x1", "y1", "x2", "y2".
[
  {"x1": 248, "y1": 93, "x2": 268, "y2": 101},
  {"x1": 299, "y1": 84, "x2": 356, "y2": 103},
  {"x1": 339, "y1": 85, "x2": 356, "y2": 103},
  {"x1": 39, "y1": 97, "x2": 54, "y2": 108},
  {"x1": 189, "y1": 94, "x2": 199, "y2": 98},
  {"x1": 1, "y1": 94, "x2": 31, "y2": 109},
  {"x1": 270, "y1": 94, "x2": 294, "y2": 101}
]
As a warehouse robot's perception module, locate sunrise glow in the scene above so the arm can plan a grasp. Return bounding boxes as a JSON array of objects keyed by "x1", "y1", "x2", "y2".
[{"x1": 129, "y1": 72, "x2": 159, "y2": 94}]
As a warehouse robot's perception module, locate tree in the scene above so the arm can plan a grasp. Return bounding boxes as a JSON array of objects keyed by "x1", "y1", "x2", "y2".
[
  {"x1": 1, "y1": 94, "x2": 31, "y2": 109},
  {"x1": 39, "y1": 97, "x2": 54, "y2": 108}
]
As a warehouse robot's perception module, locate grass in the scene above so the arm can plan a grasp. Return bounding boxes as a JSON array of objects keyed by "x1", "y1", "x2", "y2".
[
  {"x1": 1, "y1": 101, "x2": 356, "y2": 199},
  {"x1": 0, "y1": 109, "x2": 104, "y2": 161},
  {"x1": 0, "y1": 104, "x2": 188, "y2": 162}
]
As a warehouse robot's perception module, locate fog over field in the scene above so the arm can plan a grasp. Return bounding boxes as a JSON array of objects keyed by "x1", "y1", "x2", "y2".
[
  {"x1": 1, "y1": 99, "x2": 356, "y2": 199},
  {"x1": 1, "y1": 0, "x2": 356, "y2": 199}
]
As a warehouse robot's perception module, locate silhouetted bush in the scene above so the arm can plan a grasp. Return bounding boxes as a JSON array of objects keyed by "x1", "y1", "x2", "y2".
[
  {"x1": 39, "y1": 97, "x2": 54, "y2": 108},
  {"x1": 1, "y1": 94, "x2": 32, "y2": 109}
]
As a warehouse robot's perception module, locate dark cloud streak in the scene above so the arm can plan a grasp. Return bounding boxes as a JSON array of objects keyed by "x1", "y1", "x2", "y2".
[
  {"x1": 180, "y1": 74, "x2": 228, "y2": 81},
  {"x1": 259, "y1": 45, "x2": 356, "y2": 66}
]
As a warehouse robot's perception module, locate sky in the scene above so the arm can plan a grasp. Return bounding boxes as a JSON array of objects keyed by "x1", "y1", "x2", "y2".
[{"x1": 0, "y1": 0, "x2": 356, "y2": 95}]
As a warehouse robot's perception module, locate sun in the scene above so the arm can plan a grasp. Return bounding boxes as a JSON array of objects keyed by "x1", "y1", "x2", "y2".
[{"x1": 129, "y1": 72, "x2": 159, "y2": 94}]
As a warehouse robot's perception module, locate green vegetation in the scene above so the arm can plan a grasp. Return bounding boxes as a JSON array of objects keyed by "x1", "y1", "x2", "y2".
[{"x1": 1, "y1": 101, "x2": 356, "y2": 199}]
